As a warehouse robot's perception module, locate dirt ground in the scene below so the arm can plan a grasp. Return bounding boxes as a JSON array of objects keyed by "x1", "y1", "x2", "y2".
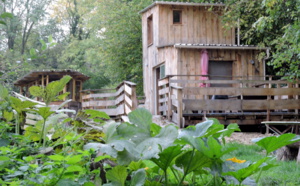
[{"x1": 224, "y1": 132, "x2": 273, "y2": 145}]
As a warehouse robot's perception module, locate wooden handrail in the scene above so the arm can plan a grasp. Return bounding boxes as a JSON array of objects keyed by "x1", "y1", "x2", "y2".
[{"x1": 81, "y1": 81, "x2": 138, "y2": 116}]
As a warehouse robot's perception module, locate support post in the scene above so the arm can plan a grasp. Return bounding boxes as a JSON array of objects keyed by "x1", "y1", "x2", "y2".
[
  {"x1": 79, "y1": 80, "x2": 83, "y2": 102},
  {"x1": 131, "y1": 84, "x2": 138, "y2": 111},
  {"x1": 267, "y1": 76, "x2": 272, "y2": 121},
  {"x1": 41, "y1": 76, "x2": 44, "y2": 87},
  {"x1": 46, "y1": 75, "x2": 49, "y2": 86},
  {"x1": 177, "y1": 87, "x2": 183, "y2": 128}
]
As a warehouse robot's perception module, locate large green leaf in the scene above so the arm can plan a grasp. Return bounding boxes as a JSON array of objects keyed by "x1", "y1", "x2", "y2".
[
  {"x1": 135, "y1": 124, "x2": 178, "y2": 159},
  {"x1": 222, "y1": 157, "x2": 274, "y2": 184},
  {"x1": 178, "y1": 120, "x2": 213, "y2": 148},
  {"x1": 9, "y1": 97, "x2": 37, "y2": 113},
  {"x1": 35, "y1": 107, "x2": 55, "y2": 120},
  {"x1": 130, "y1": 169, "x2": 146, "y2": 186},
  {"x1": 255, "y1": 134, "x2": 300, "y2": 155},
  {"x1": 175, "y1": 150, "x2": 212, "y2": 175},
  {"x1": 128, "y1": 108, "x2": 152, "y2": 134},
  {"x1": 151, "y1": 145, "x2": 182, "y2": 172},
  {"x1": 29, "y1": 86, "x2": 44, "y2": 98},
  {"x1": 106, "y1": 165, "x2": 128, "y2": 186},
  {"x1": 128, "y1": 161, "x2": 146, "y2": 171},
  {"x1": 197, "y1": 136, "x2": 236, "y2": 160},
  {"x1": 213, "y1": 123, "x2": 241, "y2": 140},
  {"x1": 29, "y1": 76, "x2": 72, "y2": 106},
  {"x1": 87, "y1": 109, "x2": 178, "y2": 164},
  {"x1": 84, "y1": 109, "x2": 110, "y2": 120},
  {"x1": 117, "y1": 122, "x2": 151, "y2": 144},
  {"x1": 3, "y1": 110, "x2": 13, "y2": 121},
  {"x1": 24, "y1": 126, "x2": 41, "y2": 141}
]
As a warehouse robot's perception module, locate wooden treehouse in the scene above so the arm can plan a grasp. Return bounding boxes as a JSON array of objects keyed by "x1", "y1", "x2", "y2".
[
  {"x1": 14, "y1": 70, "x2": 138, "y2": 118},
  {"x1": 140, "y1": 1, "x2": 300, "y2": 128}
]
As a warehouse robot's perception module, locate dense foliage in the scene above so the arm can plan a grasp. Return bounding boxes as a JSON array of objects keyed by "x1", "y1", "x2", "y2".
[
  {"x1": 0, "y1": 0, "x2": 299, "y2": 92},
  {"x1": 1, "y1": 78, "x2": 300, "y2": 185}
]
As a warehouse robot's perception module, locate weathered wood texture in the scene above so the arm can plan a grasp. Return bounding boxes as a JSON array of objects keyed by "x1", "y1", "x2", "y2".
[
  {"x1": 141, "y1": 2, "x2": 268, "y2": 115},
  {"x1": 157, "y1": 5, "x2": 233, "y2": 46},
  {"x1": 142, "y1": 5, "x2": 159, "y2": 113},
  {"x1": 159, "y1": 77, "x2": 300, "y2": 127},
  {"x1": 81, "y1": 81, "x2": 138, "y2": 116},
  {"x1": 176, "y1": 49, "x2": 263, "y2": 86}
]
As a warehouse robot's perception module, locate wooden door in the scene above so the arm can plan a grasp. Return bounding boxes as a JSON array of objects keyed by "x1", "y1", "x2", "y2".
[{"x1": 208, "y1": 61, "x2": 233, "y2": 87}]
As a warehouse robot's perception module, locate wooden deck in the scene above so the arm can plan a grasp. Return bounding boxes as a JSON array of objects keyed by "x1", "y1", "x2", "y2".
[{"x1": 158, "y1": 76, "x2": 300, "y2": 127}]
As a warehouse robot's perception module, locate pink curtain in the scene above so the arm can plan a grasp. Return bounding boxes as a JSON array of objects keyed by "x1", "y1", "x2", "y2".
[{"x1": 199, "y1": 49, "x2": 210, "y2": 87}]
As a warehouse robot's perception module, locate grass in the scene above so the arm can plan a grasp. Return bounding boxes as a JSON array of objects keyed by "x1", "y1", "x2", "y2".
[{"x1": 224, "y1": 142, "x2": 300, "y2": 186}]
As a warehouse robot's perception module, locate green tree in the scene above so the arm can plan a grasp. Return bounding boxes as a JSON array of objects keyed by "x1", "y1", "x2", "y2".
[
  {"x1": 87, "y1": 0, "x2": 152, "y2": 94},
  {"x1": 223, "y1": 0, "x2": 300, "y2": 79},
  {"x1": 0, "y1": 0, "x2": 52, "y2": 54}
]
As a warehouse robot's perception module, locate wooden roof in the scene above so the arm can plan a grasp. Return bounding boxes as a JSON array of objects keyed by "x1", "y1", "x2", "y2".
[
  {"x1": 14, "y1": 70, "x2": 90, "y2": 86},
  {"x1": 139, "y1": 1, "x2": 225, "y2": 14}
]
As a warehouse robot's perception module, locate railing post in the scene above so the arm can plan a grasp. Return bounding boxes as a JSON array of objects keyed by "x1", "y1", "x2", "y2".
[
  {"x1": 267, "y1": 76, "x2": 272, "y2": 121},
  {"x1": 167, "y1": 77, "x2": 171, "y2": 121},
  {"x1": 131, "y1": 83, "x2": 138, "y2": 110},
  {"x1": 177, "y1": 87, "x2": 183, "y2": 128}
]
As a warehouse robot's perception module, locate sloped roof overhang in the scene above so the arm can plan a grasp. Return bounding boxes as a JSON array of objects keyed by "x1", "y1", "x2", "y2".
[
  {"x1": 157, "y1": 43, "x2": 270, "y2": 51},
  {"x1": 139, "y1": 1, "x2": 225, "y2": 14}
]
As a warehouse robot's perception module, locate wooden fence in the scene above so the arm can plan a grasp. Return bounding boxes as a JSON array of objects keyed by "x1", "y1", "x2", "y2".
[
  {"x1": 158, "y1": 76, "x2": 300, "y2": 127},
  {"x1": 81, "y1": 81, "x2": 138, "y2": 117}
]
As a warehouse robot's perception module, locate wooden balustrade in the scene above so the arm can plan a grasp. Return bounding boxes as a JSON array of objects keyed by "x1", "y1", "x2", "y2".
[
  {"x1": 81, "y1": 81, "x2": 138, "y2": 117},
  {"x1": 158, "y1": 76, "x2": 300, "y2": 127}
]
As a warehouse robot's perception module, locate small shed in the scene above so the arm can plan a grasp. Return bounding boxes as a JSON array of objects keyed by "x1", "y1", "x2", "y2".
[{"x1": 14, "y1": 70, "x2": 90, "y2": 109}]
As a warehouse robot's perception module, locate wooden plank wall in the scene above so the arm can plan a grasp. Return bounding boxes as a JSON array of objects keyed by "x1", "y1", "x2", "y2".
[
  {"x1": 158, "y1": 47, "x2": 178, "y2": 76},
  {"x1": 142, "y1": 5, "x2": 159, "y2": 113},
  {"x1": 177, "y1": 48, "x2": 263, "y2": 81},
  {"x1": 157, "y1": 5, "x2": 234, "y2": 46}
]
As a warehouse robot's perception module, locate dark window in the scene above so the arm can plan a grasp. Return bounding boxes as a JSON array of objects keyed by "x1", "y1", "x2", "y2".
[
  {"x1": 147, "y1": 15, "x2": 153, "y2": 46},
  {"x1": 173, "y1": 10, "x2": 182, "y2": 24},
  {"x1": 159, "y1": 64, "x2": 165, "y2": 79}
]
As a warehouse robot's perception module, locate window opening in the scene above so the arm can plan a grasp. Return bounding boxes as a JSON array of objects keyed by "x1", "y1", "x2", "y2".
[
  {"x1": 159, "y1": 64, "x2": 165, "y2": 79},
  {"x1": 147, "y1": 15, "x2": 153, "y2": 45},
  {"x1": 173, "y1": 10, "x2": 182, "y2": 24}
]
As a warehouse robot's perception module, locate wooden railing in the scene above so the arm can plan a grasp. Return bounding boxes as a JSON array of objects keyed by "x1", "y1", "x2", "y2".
[
  {"x1": 81, "y1": 81, "x2": 138, "y2": 116},
  {"x1": 158, "y1": 76, "x2": 300, "y2": 127}
]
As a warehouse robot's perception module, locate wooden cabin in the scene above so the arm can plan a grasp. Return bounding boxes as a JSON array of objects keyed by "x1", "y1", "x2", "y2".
[
  {"x1": 14, "y1": 70, "x2": 90, "y2": 110},
  {"x1": 140, "y1": 1, "x2": 300, "y2": 127}
]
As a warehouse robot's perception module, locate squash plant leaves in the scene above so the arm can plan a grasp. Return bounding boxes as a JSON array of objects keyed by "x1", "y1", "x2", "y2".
[
  {"x1": 177, "y1": 120, "x2": 213, "y2": 148},
  {"x1": 222, "y1": 157, "x2": 274, "y2": 184},
  {"x1": 255, "y1": 133, "x2": 300, "y2": 155},
  {"x1": 175, "y1": 150, "x2": 212, "y2": 175},
  {"x1": 105, "y1": 165, "x2": 128, "y2": 186},
  {"x1": 151, "y1": 145, "x2": 182, "y2": 172},
  {"x1": 84, "y1": 108, "x2": 178, "y2": 164},
  {"x1": 130, "y1": 168, "x2": 146, "y2": 186},
  {"x1": 197, "y1": 136, "x2": 236, "y2": 160}
]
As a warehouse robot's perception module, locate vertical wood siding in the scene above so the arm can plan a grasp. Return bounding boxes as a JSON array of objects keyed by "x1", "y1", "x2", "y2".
[{"x1": 157, "y1": 5, "x2": 234, "y2": 46}]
